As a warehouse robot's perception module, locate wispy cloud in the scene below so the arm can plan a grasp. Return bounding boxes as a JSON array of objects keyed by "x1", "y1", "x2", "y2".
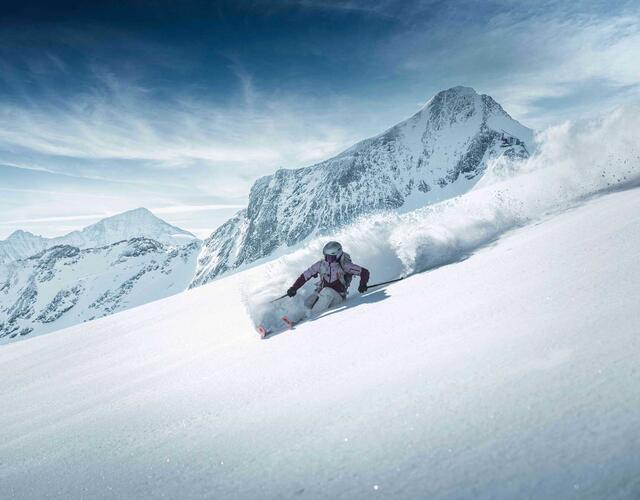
[
  {"x1": 382, "y1": 5, "x2": 640, "y2": 126},
  {"x1": 0, "y1": 51, "x2": 357, "y2": 170},
  {"x1": 0, "y1": 203, "x2": 245, "y2": 225},
  {"x1": 151, "y1": 204, "x2": 246, "y2": 214},
  {"x1": 0, "y1": 213, "x2": 112, "y2": 225},
  {"x1": 0, "y1": 91, "x2": 283, "y2": 164}
]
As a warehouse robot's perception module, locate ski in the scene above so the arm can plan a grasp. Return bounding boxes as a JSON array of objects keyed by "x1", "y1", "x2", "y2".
[
  {"x1": 255, "y1": 325, "x2": 271, "y2": 339},
  {"x1": 281, "y1": 316, "x2": 295, "y2": 329},
  {"x1": 255, "y1": 318, "x2": 294, "y2": 339}
]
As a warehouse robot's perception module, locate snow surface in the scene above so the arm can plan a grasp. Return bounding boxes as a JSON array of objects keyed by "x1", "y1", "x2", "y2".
[{"x1": 1, "y1": 185, "x2": 639, "y2": 499}]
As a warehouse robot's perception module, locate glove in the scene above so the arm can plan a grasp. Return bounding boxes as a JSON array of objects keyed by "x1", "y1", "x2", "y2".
[
  {"x1": 287, "y1": 287, "x2": 297, "y2": 297},
  {"x1": 358, "y1": 283, "x2": 368, "y2": 293}
]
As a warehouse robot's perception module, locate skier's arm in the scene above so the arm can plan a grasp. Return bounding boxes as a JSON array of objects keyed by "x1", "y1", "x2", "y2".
[
  {"x1": 288, "y1": 261, "x2": 321, "y2": 296},
  {"x1": 343, "y1": 262, "x2": 370, "y2": 289}
]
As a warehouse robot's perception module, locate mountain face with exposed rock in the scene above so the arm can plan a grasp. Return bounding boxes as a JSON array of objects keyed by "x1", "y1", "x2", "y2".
[
  {"x1": 0, "y1": 238, "x2": 200, "y2": 343},
  {"x1": 191, "y1": 86, "x2": 533, "y2": 287}
]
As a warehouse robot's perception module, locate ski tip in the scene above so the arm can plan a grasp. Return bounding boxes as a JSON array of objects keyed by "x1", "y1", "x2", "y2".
[
  {"x1": 281, "y1": 316, "x2": 294, "y2": 330},
  {"x1": 255, "y1": 325, "x2": 268, "y2": 339}
]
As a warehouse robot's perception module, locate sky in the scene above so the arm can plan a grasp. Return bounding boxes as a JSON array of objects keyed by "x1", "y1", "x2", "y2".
[{"x1": 1, "y1": 0, "x2": 639, "y2": 239}]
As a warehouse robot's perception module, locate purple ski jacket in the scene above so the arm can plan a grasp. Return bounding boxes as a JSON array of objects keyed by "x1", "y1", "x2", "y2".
[{"x1": 290, "y1": 258, "x2": 370, "y2": 296}]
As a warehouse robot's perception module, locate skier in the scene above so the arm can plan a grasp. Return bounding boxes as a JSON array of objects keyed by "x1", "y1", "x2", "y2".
[{"x1": 283, "y1": 241, "x2": 370, "y2": 326}]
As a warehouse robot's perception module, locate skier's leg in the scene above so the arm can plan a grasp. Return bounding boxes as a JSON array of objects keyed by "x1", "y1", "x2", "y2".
[
  {"x1": 283, "y1": 292, "x2": 318, "y2": 324},
  {"x1": 304, "y1": 292, "x2": 319, "y2": 310},
  {"x1": 310, "y1": 288, "x2": 343, "y2": 317}
]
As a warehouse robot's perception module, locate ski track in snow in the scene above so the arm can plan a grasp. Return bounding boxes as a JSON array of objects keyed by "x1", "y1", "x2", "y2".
[{"x1": 0, "y1": 184, "x2": 639, "y2": 499}]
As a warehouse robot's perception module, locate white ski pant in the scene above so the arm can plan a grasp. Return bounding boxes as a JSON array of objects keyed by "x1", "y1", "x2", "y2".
[
  {"x1": 307, "y1": 287, "x2": 344, "y2": 315},
  {"x1": 292, "y1": 287, "x2": 344, "y2": 322}
]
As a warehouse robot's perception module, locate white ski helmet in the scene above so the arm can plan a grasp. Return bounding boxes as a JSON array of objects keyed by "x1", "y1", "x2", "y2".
[{"x1": 322, "y1": 241, "x2": 343, "y2": 257}]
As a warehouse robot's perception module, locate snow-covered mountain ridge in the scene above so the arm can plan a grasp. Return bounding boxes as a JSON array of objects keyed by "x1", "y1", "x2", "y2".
[
  {"x1": 191, "y1": 86, "x2": 532, "y2": 287},
  {"x1": 0, "y1": 207, "x2": 197, "y2": 266},
  {"x1": 0, "y1": 237, "x2": 200, "y2": 342},
  {"x1": 0, "y1": 208, "x2": 202, "y2": 342}
]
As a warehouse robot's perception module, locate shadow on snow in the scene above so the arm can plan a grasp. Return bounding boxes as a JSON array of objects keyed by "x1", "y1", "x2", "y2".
[{"x1": 262, "y1": 288, "x2": 392, "y2": 340}]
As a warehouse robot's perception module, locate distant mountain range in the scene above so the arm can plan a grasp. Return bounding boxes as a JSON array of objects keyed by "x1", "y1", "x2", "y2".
[
  {"x1": 0, "y1": 238, "x2": 200, "y2": 341},
  {"x1": 0, "y1": 208, "x2": 200, "y2": 343},
  {"x1": 1, "y1": 86, "x2": 533, "y2": 343},
  {"x1": 191, "y1": 86, "x2": 532, "y2": 287},
  {"x1": 0, "y1": 208, "x2": 196, "y2": 265}
]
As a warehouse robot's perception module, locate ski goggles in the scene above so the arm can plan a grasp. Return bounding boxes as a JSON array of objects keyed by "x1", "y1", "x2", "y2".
[{"x1": 324, "y1": 254, "x2": 339, "y2": 263}]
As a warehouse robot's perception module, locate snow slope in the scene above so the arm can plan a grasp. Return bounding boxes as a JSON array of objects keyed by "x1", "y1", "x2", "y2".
[
  {"x1": 1, "y1": 185, "x2": 639, "y2": 499},
  {"x1": 0, "y1": 208, "x2": 197, "y2": 266}
]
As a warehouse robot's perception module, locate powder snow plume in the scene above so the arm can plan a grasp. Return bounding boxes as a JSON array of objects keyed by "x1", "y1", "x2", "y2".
[{"x1": 241, "y1": 105, "x2": 640, "y2": 330}]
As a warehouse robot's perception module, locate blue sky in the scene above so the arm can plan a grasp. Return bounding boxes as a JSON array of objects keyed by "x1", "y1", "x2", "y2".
[{"x1": 1, "y1": 0, "x2": 639, "y2": 238}]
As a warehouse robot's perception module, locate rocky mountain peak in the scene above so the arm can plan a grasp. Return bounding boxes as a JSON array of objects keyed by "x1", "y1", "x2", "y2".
[
  {"x1": 191, "y1": 86, "x2": 533, "y2": 287},
  {"x1": 0, "y1": 209, "x2": 198, "y2": 266},
  {"x1": 7, "y1": 229, "x2": 37, "y2": 240}
]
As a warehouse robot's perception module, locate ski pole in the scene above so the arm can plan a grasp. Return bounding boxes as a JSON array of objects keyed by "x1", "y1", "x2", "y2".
[
  {"x1": 366, "y1": 277, "x2": 404, "y2": 289},
  {"x1": 270, "y1": 293, "x2": 289, "y2": 303}
]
